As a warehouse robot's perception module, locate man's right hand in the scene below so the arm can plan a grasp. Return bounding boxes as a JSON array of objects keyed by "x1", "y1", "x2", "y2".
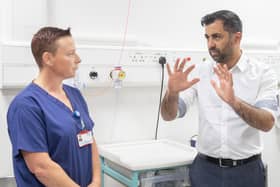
[{"x1": 167, "y1": 58, "x2": 200, "y2": 94}]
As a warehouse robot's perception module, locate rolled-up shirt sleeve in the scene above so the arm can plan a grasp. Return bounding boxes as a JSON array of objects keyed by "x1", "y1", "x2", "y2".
[
  {"x1": 177, "y1": 87, "x2": 197, "y2": 118},
  {"x1": 255, "y1": 67, "x2": 279, "y2": 124}
]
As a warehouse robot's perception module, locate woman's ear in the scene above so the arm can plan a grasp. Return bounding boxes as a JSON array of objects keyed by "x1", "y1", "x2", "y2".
[{"x1": 42, "y1": 52, "x2": 53, "y2": 66}]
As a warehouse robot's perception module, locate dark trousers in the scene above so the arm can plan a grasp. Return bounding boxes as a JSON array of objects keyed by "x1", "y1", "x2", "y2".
[{"x1": 189, "y1": 154, "x2": 266, "y2": 187}]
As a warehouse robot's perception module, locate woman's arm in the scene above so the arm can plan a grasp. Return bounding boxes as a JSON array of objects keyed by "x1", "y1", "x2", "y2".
[
  {"x1": 22, "y1": 151, "x2": 79, "y2": 187},
  {"x1": 88, "y1": 138, "x2": 101, "y2": 187}
]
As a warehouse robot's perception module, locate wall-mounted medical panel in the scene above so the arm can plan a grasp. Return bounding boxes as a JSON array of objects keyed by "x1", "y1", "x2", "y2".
[
  {"x1": 1, "y1": 42, "x2": 280, "y2": 89},
  {"x1": 76, "y1": 46, "x2": 209, "y2": 88},
  {"x1": 0, "y1": 43, "x2": 208, "y2": 89}
]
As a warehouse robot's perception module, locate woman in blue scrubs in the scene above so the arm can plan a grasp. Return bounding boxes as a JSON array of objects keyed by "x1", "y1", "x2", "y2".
[{"x1": 7, "y1": 27, "x2": 101, "y2": 187}]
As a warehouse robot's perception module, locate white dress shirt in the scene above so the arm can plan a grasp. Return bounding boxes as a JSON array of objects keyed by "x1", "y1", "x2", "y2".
[{"x1": 179, "y1": 53, "x2": 279, "y2": 159}]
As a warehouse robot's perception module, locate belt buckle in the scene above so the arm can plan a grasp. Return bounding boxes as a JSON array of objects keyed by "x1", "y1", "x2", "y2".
[
  {"x1": 219, "y1": 158, "x2": 228, "y2": 168},
  {"x1": 219, "y1": 158, "x2": 237, "y2": 168}
]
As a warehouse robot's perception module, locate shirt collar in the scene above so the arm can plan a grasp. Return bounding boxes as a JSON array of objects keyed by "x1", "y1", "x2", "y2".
[{"x1": 230, "y1": 52, "x2": 248, "y2": 73}]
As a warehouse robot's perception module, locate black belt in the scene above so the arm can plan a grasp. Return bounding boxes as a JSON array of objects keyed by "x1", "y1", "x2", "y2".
[{"x1": 198, "y1": 153, "x2": 261, "y2": 168}]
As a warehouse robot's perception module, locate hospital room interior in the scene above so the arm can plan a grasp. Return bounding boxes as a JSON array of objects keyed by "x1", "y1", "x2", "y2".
[{"x1": 1, "y1": 0, "x2": 280, "y2": 187}]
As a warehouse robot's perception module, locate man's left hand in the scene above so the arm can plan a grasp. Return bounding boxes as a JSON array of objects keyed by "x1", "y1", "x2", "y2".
[{"x1": 211, "y1": 63, "x2": 236, "y2": 106}]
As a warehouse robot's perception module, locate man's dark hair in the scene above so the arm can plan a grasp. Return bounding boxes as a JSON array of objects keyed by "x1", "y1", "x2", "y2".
[
  {"x1": 31, "y1": 27, "x2": 72, "y2": 68},
  {"x1": 201, "y1": 10, "x2": 242, "y2": 33}
]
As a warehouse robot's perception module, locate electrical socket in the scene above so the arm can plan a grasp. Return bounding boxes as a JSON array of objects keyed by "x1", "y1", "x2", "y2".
[{"x1": 128, "y1": 50, "x2": 168, "y2": 65}]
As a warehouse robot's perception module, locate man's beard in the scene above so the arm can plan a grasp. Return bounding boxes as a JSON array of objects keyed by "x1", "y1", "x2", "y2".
[{"x1": 209, "y1": 48, "x2": 228, "y2": 63}]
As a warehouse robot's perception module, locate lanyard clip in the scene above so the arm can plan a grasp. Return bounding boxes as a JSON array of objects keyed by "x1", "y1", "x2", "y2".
[{"x1": 73, "y1": 110, "x2": 85, "y2": 129}]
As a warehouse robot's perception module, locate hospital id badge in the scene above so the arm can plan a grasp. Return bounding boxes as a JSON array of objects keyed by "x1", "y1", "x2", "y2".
[{"x1": 77, "y1": 130, "x2": 93, "y2": 147}]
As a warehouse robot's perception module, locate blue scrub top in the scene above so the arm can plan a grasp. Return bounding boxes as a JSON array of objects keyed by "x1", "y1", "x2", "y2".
[{"x1": 7, "y1": 83, "x2": 94, "y2": 187}]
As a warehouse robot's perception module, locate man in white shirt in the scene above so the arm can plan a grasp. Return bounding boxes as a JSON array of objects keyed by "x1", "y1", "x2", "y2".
[{"x1": 161, "y1": 10, "x2": 279, "y2": 187}]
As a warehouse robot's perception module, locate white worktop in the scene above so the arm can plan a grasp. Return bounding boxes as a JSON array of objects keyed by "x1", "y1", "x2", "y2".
[{"x1": 98, "y1": 139, "x2": 197, "y2": 171}]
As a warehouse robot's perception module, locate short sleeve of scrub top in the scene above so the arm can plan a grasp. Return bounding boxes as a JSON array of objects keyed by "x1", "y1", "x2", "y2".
[{"x1": 8, "y1": 98, "x2": 48, "y2": 158}]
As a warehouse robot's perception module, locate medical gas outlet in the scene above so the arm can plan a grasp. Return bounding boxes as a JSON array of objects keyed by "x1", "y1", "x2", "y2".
[
  {"x1": 89, "y1": 70, "x2": 98, "y2": 80},
  {"x1": 110, "y1": 66, "x2": 126, "y2": 88}
]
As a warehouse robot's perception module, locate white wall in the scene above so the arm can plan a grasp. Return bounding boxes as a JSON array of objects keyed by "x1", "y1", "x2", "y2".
[
  {"x1": 0, "y1": 0, "x2": 280, "y2": 187},
  {"x1": 47, "y1": 0, "x2": 280, "y2": 50}
]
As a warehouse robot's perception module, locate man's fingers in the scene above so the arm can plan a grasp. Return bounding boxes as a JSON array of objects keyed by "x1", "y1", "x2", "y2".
[
  {"x1": 167, "y1": 63, "x2": 172, "y2": 76},
  {"x1": 174, "y1": 58, "x2": 180, "y2": 71},
  {"x1": 189, "y1": 78, "x2": 200, "y2": 86},
  {"x1": 210, "y1": 79, "x2": 218, "y2": 91},
  {"x1": 183, "y1": 64, "x2": 196, "y2": 76},
  {"x1": 177, "y1": 58, "x2": 187, "y2": 72},
  {"x1": 213, "y1": 66, "x2": 225, "y2": 80}
]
